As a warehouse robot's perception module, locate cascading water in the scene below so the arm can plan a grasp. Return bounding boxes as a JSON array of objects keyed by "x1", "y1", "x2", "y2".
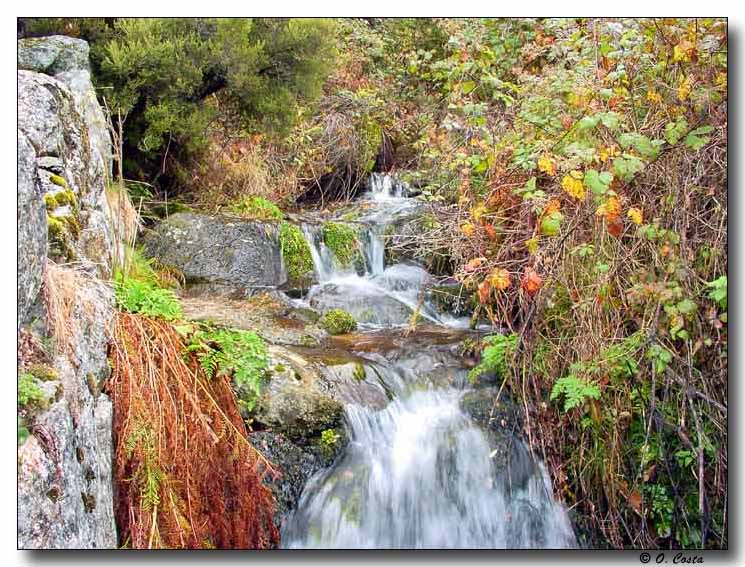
[{"x1": 284, "y1": 174, "x2": 577, "y2": 548}]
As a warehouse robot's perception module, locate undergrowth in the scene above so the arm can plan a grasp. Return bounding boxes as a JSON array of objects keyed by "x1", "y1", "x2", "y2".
[{"x1": 107, "y1": 313, "x2": 278, "y2": 549}]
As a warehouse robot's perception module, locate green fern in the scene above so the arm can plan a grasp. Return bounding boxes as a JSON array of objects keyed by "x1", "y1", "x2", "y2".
[
  {"x1": 468, "y1": 333, "x2": 517, "y2": 383},
  {"x1": 115, "y1": 277, "x2": 182, "y2": 320},
  {"x1": 550, "y1": 372, "x2": 601, "y2": 413},
  {"x1": 187, "y1": 327, "x2": 269, "y2": 412}
]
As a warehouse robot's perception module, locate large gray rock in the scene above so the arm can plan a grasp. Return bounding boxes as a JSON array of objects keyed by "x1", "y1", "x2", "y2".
[
  {"x1": 18, "y1": 276, "x2": 117, "y2": 549},
  {"x1": 17, "y1": 38, "x2": 118, "y2": 549},
  {"x1": 18, "y1": 36, "x2": 112, "y2": 175},
  {"x1": 143, "y1": 213, "x2": 288, "y2": 289},
  {"x1": 18, "y1": 35, "x2": 91, "y2": 75},
  {"x1": 18, "y1": 70, "x2": 114, "y2": 276},
  {"x1": 17, "y1": 131, "x2": 47, "y2": 328}
]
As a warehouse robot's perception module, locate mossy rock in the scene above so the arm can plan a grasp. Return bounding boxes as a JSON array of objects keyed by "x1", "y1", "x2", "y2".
[
  {"x1": 231, "y1": 196, "x2": 283, "y2": 220},
  {"x1": 322, "y1": 222, "x2": 361, "y2": 268},
  {"x1": 319, "y1": 309, "x2": 357, "y2": 335},
  {"x1": 279, "y1": 222, "x2": 314, "y2": 286}
]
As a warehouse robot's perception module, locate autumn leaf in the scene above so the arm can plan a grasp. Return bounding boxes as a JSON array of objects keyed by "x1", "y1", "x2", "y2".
[
  {"x1": 482, "y1": 223, "x2": 497, "y2": 240},
  {"x1": 464, "y1": 257, "x2": 487, "y2": 272},
  {"x1": 677, "y1": 75, "x2": 692, "y2": 101},
  {"x1": 521, "y1": 267, "x2": 542, "y2": 296},
  {"x1": 538, "y1": 155, "x2": 557, "y2": 176},
  {"x1": 561, "y1": 170, "x2": 586, "y2": 200},
  {"x1": 607, "y1": 216, "x2": 624, "y2": 238},
  {"x1": 471, "y1": 204, "x2": 488, "y2": 221},
  {"x1": 544, "y1": 198, "x2": 561, "y2": 215},
  {"x1": 461, "y1": 222, "x2": 476, "y2": 237},
  {"x1": 488, "y1": 268, "x2": 511, "y2": 291},
  {"x1": 525, "y1": 236, "x2": 539, "y2": 254},
  {"x1": 596, "y1": 196, "x2": 621, "y2": 221},
  {"x1": 627, "y1": 207, "x2": 643, "y2": 225},
  {"x1": 478, "y1": 279, "x2": 491, "y2": 304}
]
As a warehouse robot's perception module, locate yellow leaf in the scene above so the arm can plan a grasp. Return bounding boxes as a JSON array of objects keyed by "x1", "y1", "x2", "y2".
[
  {"x1": 471, "y1": 204, "x2": 488, "y2": 222},
  {"x1": 646, "y1": 89, "x2": 662, "y2": 105},
  {"x1": 526, "y1": 236, "x2": 539, "y2": 254},
  {"x1": 538, "y1": 155, "x2": 557, "y2": 176},
  {"x1": 561, "y1": 171, "x2": 586, "y2": 201},
  {"x1": 488, "y1": 268, "x2": 511, "y2": 291},
  {"x1": 544, "y1": 199, "x2": 561, "y2": 215},
  {"x1": 677, "y1": 75, "x2": 692, "y2": 102},
  {"x1": 627, "y1": 207, "x2": 643, "y2": 225},
  {"x1": 461, "y1": 222, "x2": 476, "y2": 237}
]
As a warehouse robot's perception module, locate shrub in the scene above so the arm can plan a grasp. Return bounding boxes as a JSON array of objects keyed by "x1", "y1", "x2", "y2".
[
  {"x1": 319, "y1": 309, "x2": 357, "y2": 335},
  {"x1": 279, "y1": 222, "x2": 314, "y2": 283},
  {"x1": 322, "y1": 221, "x2": 360, "y2": 267},
  {"x1": 231, "y1": 196, "x2": 283, "y2": 220}
]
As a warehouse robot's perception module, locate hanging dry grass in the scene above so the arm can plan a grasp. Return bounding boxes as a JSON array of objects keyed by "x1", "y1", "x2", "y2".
[{"x1": 107, "y1": 312, "x2": 279, "y2": 549}]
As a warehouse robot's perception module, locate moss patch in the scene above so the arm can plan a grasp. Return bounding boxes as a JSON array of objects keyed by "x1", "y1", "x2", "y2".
[
  {"x1": 319, "y1": 309, "x2": 357, "y2": 335},
  {"x1": 322, "y1": 222, "x2": 361, "y2": 268},
  {"x1": 231, "y1": 196, "x2": 283, "y2": 220},
  {"x1": 279, "y1": 222, "x2": 314, "y2": 283}
]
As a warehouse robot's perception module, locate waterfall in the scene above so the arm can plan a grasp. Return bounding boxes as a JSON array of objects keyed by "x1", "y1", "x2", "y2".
[{"x1": 284, "y1": 174, "x2": 578, "y2": 548}]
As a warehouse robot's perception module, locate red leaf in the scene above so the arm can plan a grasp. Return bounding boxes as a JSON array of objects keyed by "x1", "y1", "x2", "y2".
[{"x1": 521, "y1": 267, "x2": 542, "y2": 296}]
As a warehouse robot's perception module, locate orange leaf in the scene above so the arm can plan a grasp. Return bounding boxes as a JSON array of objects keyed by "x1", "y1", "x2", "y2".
[
  {"x1": 464, "y1": 257, "x2": 487, "y2": 272},
  {"x1": 521, "y1": 267, "x2": 542, "y2": 296},
  {"x1": 478, "y1": 279, "x2": 491, "y2": 304},
  {"x1": 482, "y1": 223, "x2": 497, "y2": 240},
  {"x1": 607, "y1": 216, "x2": 624, "y2": 238}
]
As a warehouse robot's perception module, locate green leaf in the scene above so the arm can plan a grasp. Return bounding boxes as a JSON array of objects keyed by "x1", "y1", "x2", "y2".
[
  {"x1": 676, "y1": 299, "x2": 698, "y2": 315},
  {"x1": 584, "y1": 169, "x2": 614, "y2": 196},
  {"x1": 684, "y1": 126, "x2": 714, "y2": 151},
  {"x1": 578, "y1": 115, "x2": 600, "y2": 130},
  {"x1": 599, "y1": 111, "x2": 621, "y2": 130},
  {"x1": 664, "y1": 118, "x2": 689, "y2": 145},
  {"x1": 540, "y1": 211, "x2": 564, "y2": 236},
  {"x1": 461, "y1": 80, "x2": 477, "y2": 94},
  {"x1": 617, "y1": 132, "x2": 663, "y2": 159},
  {"x1": 612, "y1": 155, "x2": 645, "y2": 181}
]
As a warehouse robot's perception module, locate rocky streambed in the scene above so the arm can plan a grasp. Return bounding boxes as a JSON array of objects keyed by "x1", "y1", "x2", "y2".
[{"x1": 141, "y1": 174, "x2": 578, "y2": 548}]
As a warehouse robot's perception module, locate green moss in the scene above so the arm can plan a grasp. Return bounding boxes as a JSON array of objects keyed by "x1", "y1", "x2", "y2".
[
  {"x1": 320, "y1": 428, "x2": 342, "y2": 459},
  {"x1": 322, "y1": 222, "x2": 361, "y2": 268},
  {"x1": 44, "y1": 193, "x2": 59, "y2": 210},
  {"x1": 49, "y1": 174, "x2": 69, "y2": 188},
  {"x1": 56, "y1": 189, "x2": 77, "y2": 208},
  {"x1": 47, "y1": 215, "x2": 64, "y2": 238},
  {"x1": 231, "y1": 196, "x2": 284, "y2": 220},
  {"x1": 279, "y1": 222, "x2": 314, "y2": 283},
  {"x1": 28, "y1": 364, "x2": 58, "y2": 382},
  {"x1": 319, "y1": 309, "x2": 357, "y2": 335},
  {"x1": 353, "y1": 362, "x2": 366, "y2": 381},
  {"x1": 18, "y1": 373, "x2": 46, "y2": 409}
]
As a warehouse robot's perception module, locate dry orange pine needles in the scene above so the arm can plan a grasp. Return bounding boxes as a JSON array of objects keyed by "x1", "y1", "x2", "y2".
[{"x1": 107, "y1": 312, "x2": 278, "y2": 549}]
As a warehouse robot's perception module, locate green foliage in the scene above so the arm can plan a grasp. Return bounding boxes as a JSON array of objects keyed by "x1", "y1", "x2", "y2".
[
  {"x1": 93, "y1": 17, "x2": 336, "y2": 188},
  {"x1": 185, "y1": 327, "x2": 269, "y2": 412},
  {"x1": 279, "y1": 222, "x2": 314, "y2": 282},
  {"x1": 319, "y1": 309, "x2": 357, "y2": 335},
  {"x1": 468, "y1": 333, "x2": 517, "y2": 383},
  {"x1": 322, "y1": 222, "x2": 360, "y2": 267},
  {"x1": 706, "y1": 275, "x2": 727, "y2": 310},
  {"x1": 550, "y1": 373, "x2": 601, "y2": 413},
  {"x1": 231, "y1": 196, "x2": 283, "y2": 220},
  {"x1": 115, "y1": 278, "x2": 183, "y2": 320},
  {"x1": 18, "y1": 373, "x2": 45, "y2": 408}
]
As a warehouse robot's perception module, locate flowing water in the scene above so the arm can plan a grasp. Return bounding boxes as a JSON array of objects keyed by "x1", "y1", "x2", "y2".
[{"x1": 282, "y1": 174, "x2": 577, "y2": 549}]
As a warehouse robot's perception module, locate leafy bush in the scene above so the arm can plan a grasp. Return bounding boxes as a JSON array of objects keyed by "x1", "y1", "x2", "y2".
[
  {"x1": 115, "y1": 278, "x2": 182, "y2": 320},
  {"x1": 185, "y1": 327, "x2": 269, "y2": 412},
  {"x1": 231, "y1": 196, "x2": 283, "y2": 220},
  {"x1": 279, "y1": 222, "x2": 314, "y2": 283},
  {"x1": 322, "y1": 222, "x2": 360, "y2": 267},
  {"x1": 468, "y1": 333, "x2": 517, "y2": 383},
  {"x1": 319, "y1": 309, "x2": 357, "y2": 335}
]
